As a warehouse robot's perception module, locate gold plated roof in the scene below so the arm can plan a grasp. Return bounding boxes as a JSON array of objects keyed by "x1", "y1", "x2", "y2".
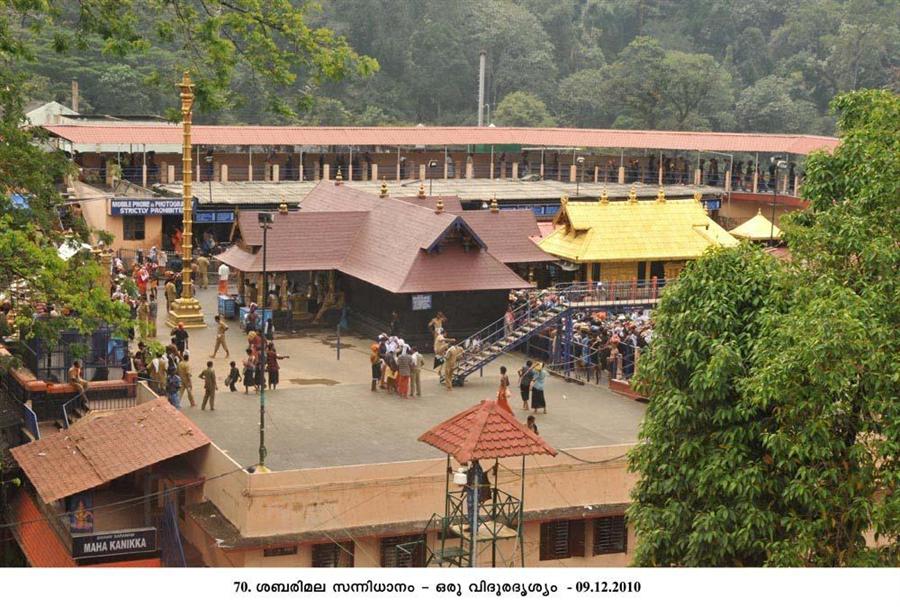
[{"x1": 539, "y1": 198, "x2": 738, "y2": 262}]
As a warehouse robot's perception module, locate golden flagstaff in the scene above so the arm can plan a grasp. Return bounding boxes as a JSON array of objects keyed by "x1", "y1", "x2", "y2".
[{"x1": 167, "y1": 71, "x2": 206, "y2": 329}]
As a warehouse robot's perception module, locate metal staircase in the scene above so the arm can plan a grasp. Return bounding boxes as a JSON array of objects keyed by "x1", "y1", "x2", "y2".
[{"x1": 450, "y1": 279, "x2": 670, "y2": 386}]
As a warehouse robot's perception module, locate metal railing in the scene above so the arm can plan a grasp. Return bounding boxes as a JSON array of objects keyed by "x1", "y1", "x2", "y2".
[{"x1": 0, "y1": 373, "x2": 40, "y2": 440}]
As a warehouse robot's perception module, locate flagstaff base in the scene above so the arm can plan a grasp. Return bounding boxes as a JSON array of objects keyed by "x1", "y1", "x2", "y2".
[{"x1": 166, "y1": 297, "x2": 207, "y2": 329}]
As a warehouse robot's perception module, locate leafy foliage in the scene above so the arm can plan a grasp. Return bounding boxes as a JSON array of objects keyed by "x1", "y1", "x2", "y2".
[
  {"x1": 494, "y1": 92, "x2": 555, "y2": 127},
  {"x1": 0, "y1": 1, "x2": 374, "y2": 349},
  {"x1": 629, "y1": 90, "x2": 899, "y2": 566},
  {"x1": 18, "y1": 0, "x2": 897, "y2": 130}
]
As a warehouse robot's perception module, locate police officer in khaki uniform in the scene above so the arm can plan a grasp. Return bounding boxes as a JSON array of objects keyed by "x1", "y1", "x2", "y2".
[
  {"x1": 196, "y1": 255, "x2": 210, "y2": 289},
  {"x1": 199, "y1": 361, "x2": 217, "y2": 411},
  {"x1": 210, "y1": 315, "x2": 230, "y2": 358},
  {"x1": 176, "y1": 354, "x2": 197, "y2": 408}
]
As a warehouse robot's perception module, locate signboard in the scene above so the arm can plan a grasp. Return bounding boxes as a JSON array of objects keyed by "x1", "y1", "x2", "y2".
[
  {"x1": 703, "y1": 198, "x2": 722, "y2": 211},
  {"x1": 195, "y1": 211, "x2": 235, "y2": 224},
  {"x1": 67, "y1": 492, "x2": 94, "y2": 534},
  {"x1": 411, "y1": 294, "x2": 432, "y2": 311},
  {"x1": 72, "y1": 527, "x2": 157, "y2": 560},
  {"x1": 110, "y1": 198, "x2": 183, "y2": 216}
]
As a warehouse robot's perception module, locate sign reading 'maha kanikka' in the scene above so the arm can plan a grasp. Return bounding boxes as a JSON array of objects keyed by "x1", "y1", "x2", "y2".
[{"x1": 71, "y1": 527, "x2": 158, "y2": 560}]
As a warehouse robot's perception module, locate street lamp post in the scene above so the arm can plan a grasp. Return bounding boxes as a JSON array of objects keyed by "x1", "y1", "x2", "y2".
[
  {"x1": 167, "y1": 71, "x2": 205, "y2": 329},
  {"x1": 770, "y1": 157, "x2": 788, "y2": 241},
  {"x1": 257, "y1": 211, "x2": 274, "y2": 470},
  {"x1": 576, "y1": 156, "x2": 585, "y2": 197}
]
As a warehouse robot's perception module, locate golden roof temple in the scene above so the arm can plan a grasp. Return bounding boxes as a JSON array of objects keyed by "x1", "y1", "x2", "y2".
[{"x1": 538, "y1": 189, "x2": 738, "y2": 282}]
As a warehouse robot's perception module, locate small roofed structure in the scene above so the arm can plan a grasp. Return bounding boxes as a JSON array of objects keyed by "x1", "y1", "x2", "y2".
[
  {"x1": 414, "y1": 390, "x2": 556, "y2": 568},
  {"x1": 418, "y1": 390, "x2": 556, "y2": 464},
  {"x1": 729, "y1": 209, "x2": 783, "y2": 241}
]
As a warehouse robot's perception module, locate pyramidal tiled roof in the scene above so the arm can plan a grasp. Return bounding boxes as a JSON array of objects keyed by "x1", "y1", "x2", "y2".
[{"x1": 418, "y1": 391, "x2": 557, "y2": 463}]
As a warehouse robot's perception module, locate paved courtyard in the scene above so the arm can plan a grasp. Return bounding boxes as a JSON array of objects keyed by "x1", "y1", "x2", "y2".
[{"x1": 161, "y1": 286, "x2": 645, "y2": 470}]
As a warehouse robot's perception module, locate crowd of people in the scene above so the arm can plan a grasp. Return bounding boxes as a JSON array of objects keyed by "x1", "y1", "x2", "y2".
[{"x1": 370, "y1": 333, "x2": 425, "y2": 398}]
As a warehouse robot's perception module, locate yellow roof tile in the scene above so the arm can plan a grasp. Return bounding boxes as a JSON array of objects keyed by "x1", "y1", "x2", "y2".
[{"x1": 539, "y1": 198, "x2": 738, "y2": 262}]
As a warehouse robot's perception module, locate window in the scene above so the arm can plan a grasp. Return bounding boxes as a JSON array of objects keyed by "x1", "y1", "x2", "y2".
[
  {"x1": 539, "y1": 519, "x2": 585, "y2": 561},
  {"x1": 122, "y1": 216, "x2": 145, "y2": 241},
  {"x1": 263, "y1": 545, "x2": 298, "y2": 557},
  {"x1": 593, "y1": 516, "x2": 627, "y2": 555},
  {"x1": 380, "y1": 535, "x2": 425, "y2": 568},
  {"x1": 312, "y1": 542, "x2": 354, "y2": 568}
]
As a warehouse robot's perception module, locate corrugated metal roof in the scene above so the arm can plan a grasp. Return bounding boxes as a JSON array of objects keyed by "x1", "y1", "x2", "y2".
[
  {"x1": 44, "y1": 124, "x2": 839, "y2": 155},
  {"x1": 11, "y1": 398, "x2": 210, "y2": 504},
  {"x1": 539, "y1": 198, "x2": 739, "y2": 262},
  {"x1": 418, "y1": 390, "x2": 557, "y2": 463}
]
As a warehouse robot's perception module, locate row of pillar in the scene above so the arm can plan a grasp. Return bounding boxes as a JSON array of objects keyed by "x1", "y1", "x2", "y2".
[{"x1": 143, "y1": 154, "x2": 800, "y2": 196}]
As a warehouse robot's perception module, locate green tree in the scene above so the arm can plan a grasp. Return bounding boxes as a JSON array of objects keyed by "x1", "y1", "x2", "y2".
[
  {"x1": 0, "y1": 1, "x2": 375, "y2": 351},
  {"x1": 604, "y1": 36, "x2": 668, "y2": 129},
  {"x1": 628, "y1": 89, "x2": 900, "y2": 566},
  {"x1": 746, "y1": 89, "x2": 899, "y2": 565},
  {"x1": 494, "y1": 91, "x2": 555, "y2": 127},
  {"x1": 661, "y1": 51, "x2": 734, "y2": 131},
  {"x1": 734, "y1": 75, "x2": 819, "y2": 133},
  {"x1": 627, "y1": 245, "x2": 784, "y2": 566},
  {"x1": 556, "y1": 69, "x2": 610, "y2": 128}
]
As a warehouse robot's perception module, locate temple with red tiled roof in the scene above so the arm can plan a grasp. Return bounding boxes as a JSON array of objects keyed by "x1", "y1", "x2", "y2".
[{"x1": 217, "y1": 181, "x2": 555, "y2": 345}]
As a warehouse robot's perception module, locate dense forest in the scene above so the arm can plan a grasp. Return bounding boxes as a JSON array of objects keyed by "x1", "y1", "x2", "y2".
[{"x1": 26, "y1": 0, "x2": 899, "y2": 134}]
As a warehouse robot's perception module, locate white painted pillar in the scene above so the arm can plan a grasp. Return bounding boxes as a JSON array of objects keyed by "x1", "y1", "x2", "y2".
[
  {"x1": 221, "y1": 164, "x2": 229, "y2": 182},
  {"x1": 272, "y1": 164, "x2": 280, "y2": 183},
  {"x1": 371, "y1": 163, "x2": 378, "y2": 181}
]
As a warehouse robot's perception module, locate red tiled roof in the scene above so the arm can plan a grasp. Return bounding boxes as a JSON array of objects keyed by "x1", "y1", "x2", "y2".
[
  {"x1": 43, "y1": 124, "x2": 839, "y2": 155},
  {"x1": 223, "y1": 211, "x2": 368, "y2": 271},
  {"x1": 397, "y1": 247, "x2": 531, "y2": 293},
  {"x1": 10, "y1": 490, "x2": 76, "y2": 567},
  {"x1": 457, "y1": 210, "x2": 556, "y2": 264},
  {"x1": 11, "y1": 398, "x2": 210, "y2": 504},
  {"x1": 419, "y1": 390, "x2": 557, "y2": 463},
  {"x1": 218, "y1": 182, "x2": 531, "y2": 293}
]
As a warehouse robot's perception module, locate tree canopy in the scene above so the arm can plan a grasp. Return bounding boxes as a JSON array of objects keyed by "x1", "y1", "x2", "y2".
[
  {"x1": 17, "y1": 0, "x2": 898, "y2": 131},
  {"x1": 628, "y1": 89, "x2": 899, "y2": 566},
  {"x1": 0, "y1": 0, "x2": 374, "y2": 348}
]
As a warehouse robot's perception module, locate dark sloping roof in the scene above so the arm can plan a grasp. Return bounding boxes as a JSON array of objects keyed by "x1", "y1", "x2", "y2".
[
  {"x1": 419, "y1": 391, "x2": 557, "y2": 463},
  {"x1": 11, "y1": 398, "x2": 210, "y2": 503},
  {"x1": 225, "y1": 210, "x2": 367, "y2": 272},
  {"x1": 457, "y1": 210, "x2": 556, "y2": 264},
  {"x1": 219, "y1": 182, "x2": 532, "y2": 293},
  {"x1": 43, "y1": 124, "x2": 839, "y2": 155},
  {"x1": 397, "y1": 247, "x2": 530, "y2": 293},
  {"x1": 397, "y1": 195, "x2": 463, "y2": 213}
]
